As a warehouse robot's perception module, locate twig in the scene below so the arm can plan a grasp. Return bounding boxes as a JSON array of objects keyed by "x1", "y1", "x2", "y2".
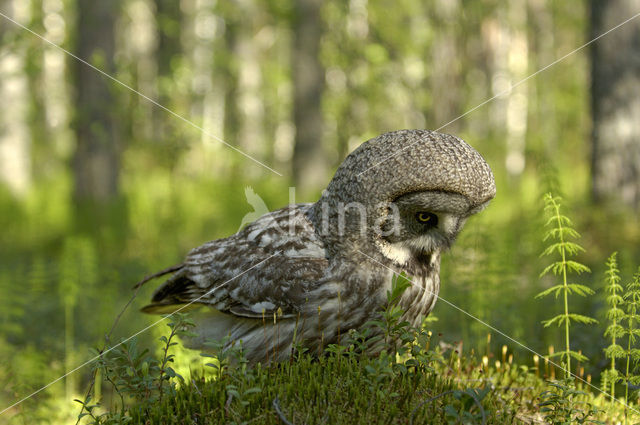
[
  {"x1": 191, "y1": 379, "x2": 202, "y2": 396},
  {"x1": 225, "y1": 393, "x2": 233, "y2": 416},
  {"x1": 409, "y1": 390, "x2": 455, "y2": 425},
  {"x1": 273, "y1": 396, "x2": 295, "y2": 425},
  {"x1": 132, "y1": 263, "x2": 184, "y2": 289},
  {"x1": 108, "y1": 273, "x2": 147, "y2": 341}
]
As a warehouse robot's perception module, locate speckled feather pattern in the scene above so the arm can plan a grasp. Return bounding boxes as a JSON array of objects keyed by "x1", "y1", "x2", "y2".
[{"x1": 143, "y1": 130, "x2": 495, "y2": 363}]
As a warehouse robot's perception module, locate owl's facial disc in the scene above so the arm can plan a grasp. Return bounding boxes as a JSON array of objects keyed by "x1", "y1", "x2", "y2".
[{"x1": 376, "y1": 191, "x2": 473, "y2": 265}]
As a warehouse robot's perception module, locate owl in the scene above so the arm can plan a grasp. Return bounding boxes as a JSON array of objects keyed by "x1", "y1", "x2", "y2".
[{"x1": 141, "y1": 130, "x2": 496, "y2": 363}]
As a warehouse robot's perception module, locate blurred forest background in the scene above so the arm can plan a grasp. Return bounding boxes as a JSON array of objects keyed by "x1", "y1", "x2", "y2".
[{"x1": 0, "y1": 0, "x2": 639, "y2": 422}]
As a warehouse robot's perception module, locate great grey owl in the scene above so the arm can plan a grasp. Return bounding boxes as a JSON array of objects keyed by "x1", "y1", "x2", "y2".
[{"x1": 140, "y1": 129, "x2": 496, "y2": 363}]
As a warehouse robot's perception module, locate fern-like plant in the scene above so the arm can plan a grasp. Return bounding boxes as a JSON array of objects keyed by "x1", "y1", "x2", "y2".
[
  {"x1": 621, "y1": 267, "x2": 640, "y2": 423},
  {"x1": 536, "y1": 193, "x2": 596, "y2": 377},
  {"x1": 602, "y1": 252, "x2": 624, "y2": 400}
]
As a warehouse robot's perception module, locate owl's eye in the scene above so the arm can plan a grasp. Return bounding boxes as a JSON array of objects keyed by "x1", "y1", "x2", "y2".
[{"x1": 415, "y1": 211, "x2": 438, "y2": 226}]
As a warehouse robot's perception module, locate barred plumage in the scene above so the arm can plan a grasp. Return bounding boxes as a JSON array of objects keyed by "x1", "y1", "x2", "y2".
[{"x1": 141, "y1": 129, "x2": 496, "y2": 363}]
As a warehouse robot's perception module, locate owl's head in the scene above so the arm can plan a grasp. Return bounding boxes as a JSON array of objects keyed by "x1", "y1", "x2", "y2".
[
  {"x1": 375, "y1": 189, "x2": 491, "y2": 265},
  {"x1": 310, "y1": 130, "x2": 496, "y2": 265}
]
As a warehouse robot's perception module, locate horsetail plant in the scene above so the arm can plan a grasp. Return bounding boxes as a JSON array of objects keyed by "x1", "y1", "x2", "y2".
[
  {"x1": 602, "y1": 252, "x2": 624, "y2": 400},
  {"x1": 621, "y1": 267, "x2": 640, "y2": 423},
  {"x1": 536, "y1": 193, "x2": 596, "y2": 378}
]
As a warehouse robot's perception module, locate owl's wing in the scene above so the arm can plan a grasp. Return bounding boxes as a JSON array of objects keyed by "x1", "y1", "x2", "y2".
[{"x1": 141, "y1": 204, "x2": 328, "y2": 318}]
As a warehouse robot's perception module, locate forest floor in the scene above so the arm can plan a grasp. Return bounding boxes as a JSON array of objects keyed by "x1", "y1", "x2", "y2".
[{"x1": 75, "y1": 313, "x2": 628, "y2": 425}]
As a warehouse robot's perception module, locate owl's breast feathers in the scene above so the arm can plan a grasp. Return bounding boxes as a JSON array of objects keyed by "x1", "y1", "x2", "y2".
[{"x1": 141, "y1": 204, "x2": 330, "y2": 318}]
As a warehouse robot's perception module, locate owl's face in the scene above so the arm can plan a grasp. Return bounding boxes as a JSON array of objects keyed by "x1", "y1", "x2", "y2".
[{"x1": 376, "y1": 191, "x2": 487, "y2": 265}]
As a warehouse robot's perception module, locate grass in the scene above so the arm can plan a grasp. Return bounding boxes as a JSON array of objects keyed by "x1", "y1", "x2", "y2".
[
  {"x1": 79, "y1": 327, "x2": 628, "y2": 425},
  {"x1": 76, "y1": 303, "x2": 620, "y2": 424},
  {"x1": 123, "y1": 350, "x2": 533, "y2": 424}
]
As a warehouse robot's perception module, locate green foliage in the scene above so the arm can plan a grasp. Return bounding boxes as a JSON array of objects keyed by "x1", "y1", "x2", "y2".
[
  {"x1": 409, "y1": 387, "x2": 490, "y2": 425},
  {"x1": 74, "y1": 278, "x2": 627, "y2": 424},
  {"x1": 537, "y1": 378, "x2": 603, "y2": 425},
  {"x1": 536, "y1": 193, "x2": 596, "y2": 376},
  {"x1": 601, "y1": 252, "x2": 624, "y2": 399},
  {"x1": 75, "y1": 314, "x2": 195, "y2": 423},
  {"x1": 367, "y1": 272, "x2": 414, "y2": 348},
  {"x1": 86, "y1": 304, "x2": 465, "y2": 424},
  {"x1": 621, "y1": 267, "x2": 640, "y2": 422},
  {"x1": 201, "y1": 336, "x2": 251, "y2": 380}
]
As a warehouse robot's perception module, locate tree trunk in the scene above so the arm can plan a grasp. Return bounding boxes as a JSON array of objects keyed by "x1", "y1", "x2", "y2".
[
  {"x1": 155, "y1": 0, "x2": 181, "y2": 88},
  {"x1": 222, "y1": 16, "x2": 241, "y2": 150},
  {"x1": 153, "y1": 0, "x2": 181, "y2": 153},
  {"x1": 72, "y1": 0, "x2": 120, "y2": 204},
  {"x1": 431, "y1": 0, "x2": 461, "y2": 132},
  {"x1": 591, "y1": 0, "x2": 640, "y2": 210},
  {"x1": 26, "y1": 0, "x2": 50, "y2": 180},
  {"x1": 292, "y1": 0, "x2": 326, "y2": 196},
  {"x1": 0, "y1": 0, "x2": 31, "y2": 196}
]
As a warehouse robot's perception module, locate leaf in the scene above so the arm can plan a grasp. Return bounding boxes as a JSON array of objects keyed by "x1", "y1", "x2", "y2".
[
  {"x1": 565, "y1": 260, "x2": 590, "y2": 274},
  {"x1": 535, "y1": 285, "x2": 564, "y2": 299},
  {"x1": 604, "y1": 344, "x2": 625, "y2": 359},
  {"x1": 567, "y1": 349, "x2": 589, "y2": 362},
  {"x1": 565, "y1": 283, "x2": 595, "y2": 297},
  {"x1": 567, "y1": 313, "x2": 597, "y2": 324},
  {"x1": 539, "y1": 263, "x2": 563, "y2": 278},
  {"x1": 604, "y1": 324, "x2": 625, "y2": 338},
  {"x1": 542, "y1": 315, "x2": 564, "y2": 328},
  {"x1": 605, "y1": 294, "x2": 624, "y2": 307},
  {"x1": 547, "y1": 350, "x2": 565, "y2": 359},
  {"x1": 544, "y1": 214, "x2": 571, "y2": 228},
  {"x1": 562, "y1": 241, "x2": 585, "y2": 255},
  {"x1": 389, "y1": 273, "x2": 413, "y2": 304},
  {"x1": 541, "y1": 243, "x2": 564, "y2": 257}
]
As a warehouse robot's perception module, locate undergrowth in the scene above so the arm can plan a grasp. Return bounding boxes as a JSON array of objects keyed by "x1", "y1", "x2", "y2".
[{"x1": 75, "y1": 273, "x2": 618, "y2": 425}]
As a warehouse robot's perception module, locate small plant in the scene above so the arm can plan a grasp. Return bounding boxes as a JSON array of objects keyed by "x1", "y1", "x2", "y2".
[
  {"x1": 157, "y1": 314, "x2": 196, "y2": 401},
  {"x1": 602, "y1": 252, "x2": 624, "y2": 400},
  {"x1": 381, "y1": 272, "x2": 415, "y2": 350},
  {"x1": 75, "y1": 313, "x2": 195, "y2": 424},
  {"x1": 201, "y1": 335, "x2": 250, "y2": 379},
  {"x1": 370, "y1": 273, "x2": 412, "y2": 339},
  {"x1": 536, "y1": 193, "x2": 596, "y2": 377},
  {"x1": 538, "y1": 378, "x2": 603, "y2": 424},
  {"x1": 621, "y1": 267, "x2": 640, "y2": 423}
]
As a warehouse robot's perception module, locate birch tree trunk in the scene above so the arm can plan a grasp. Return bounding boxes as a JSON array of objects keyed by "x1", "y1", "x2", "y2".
[
  {"x1": 591, "y1": 0, "x2": 640, "y2": 210},
  {"x1": 0, "y1": 0, "x2": 31, "y2": 196},
  {"x1": 292, "y1": 0, "x2": 326, "y2": 195},
  {"x1": 72, "y1": 0, "x2": 120, "y2": 204}
]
